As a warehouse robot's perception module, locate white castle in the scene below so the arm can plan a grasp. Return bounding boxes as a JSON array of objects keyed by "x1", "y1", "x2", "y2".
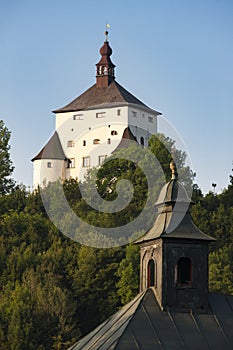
[{"x1": 32, "y1": 32, "x2": 161, "y2": 187}]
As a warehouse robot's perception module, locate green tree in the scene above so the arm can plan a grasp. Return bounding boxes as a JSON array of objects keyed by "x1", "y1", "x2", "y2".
[
  {"x1": 72, "y1": 246, "x2": 123, "y2": 334},
  {"x1": 116, "y1": 244, "x2": 140, "y2": 304},
  {"x1": 0, "y1": 120, "x2": 14, "y2": 195},
  {"x1": 209, "y1": 244, "x2": 233, "y2": 295}
]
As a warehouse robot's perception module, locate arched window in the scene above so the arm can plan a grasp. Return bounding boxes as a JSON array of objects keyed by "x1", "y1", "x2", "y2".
[
  {"x1": 93, "y1": 139, "x2": 100, "y2": 145},
  {"x1": 107, "y1": 138, "x2": 111, "y2": 144},
  {"x1": 83, "y1": 140, "x2": 86, "y2": 146},
  {"x1": 140, "y1": 137, "x2": 144, "y2": 146},
  {"x1": 147, "y1": 259, "x2": 155, "y2": 288},
  {"x1": 177, "y1": 257, "x2": 192, "y2": 286},
  {"x1": 111, "y1": 130, "x2": 118, "y2": 136}
]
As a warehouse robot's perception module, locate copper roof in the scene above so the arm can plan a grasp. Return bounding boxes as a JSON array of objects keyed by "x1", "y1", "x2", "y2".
[
  {"x1": 135, "y1": 178, "x2": 215, "y2": 244},
  {"x1": 69, "y1": 288, "x2": 233, "y2": 350},
  {"x1": 53, "y1": 80, "x2": 154, "y2": 113},
  {"x1": 31, "y1": 131, "x2": 66, "y2": 161}
]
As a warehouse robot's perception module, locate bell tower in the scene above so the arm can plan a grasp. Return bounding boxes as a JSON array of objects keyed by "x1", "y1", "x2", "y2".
[
  {"x1": 135, "y1": 162, "x2": 215, "y2": 312},
  {"x1": 96, "y1": 31, "x2": 116, "y2": 88}
]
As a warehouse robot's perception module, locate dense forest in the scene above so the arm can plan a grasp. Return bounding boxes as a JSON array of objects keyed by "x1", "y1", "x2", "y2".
[{"x1": 0, "y1": 120, "x2": 233, "y2": 349}]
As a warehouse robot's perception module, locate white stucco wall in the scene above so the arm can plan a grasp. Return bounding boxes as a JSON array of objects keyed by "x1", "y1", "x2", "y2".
[
  {"x1": 33, "y1": 159, "x2": 66, "y2": 188},
  {"x1": 34, "y1": 103, "x2": 159, "y2": 186}
]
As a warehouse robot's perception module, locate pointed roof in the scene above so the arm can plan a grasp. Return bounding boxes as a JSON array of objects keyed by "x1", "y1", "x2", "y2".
[
  {"x1": 31, "y1": 131, "x2": 66, "y2": 161},
  {"x1": 69, "y1": 288, "x2": 233, "y2": 350},
  {"x1": 53, "y1": 32, "x2": 160, "y2": 115},
  {"x1": 53, "y1": 80, "x2": 158, "y2": 114},
  {"x1": 112, "y1": 127, "x2": 138, "y2": 153}
]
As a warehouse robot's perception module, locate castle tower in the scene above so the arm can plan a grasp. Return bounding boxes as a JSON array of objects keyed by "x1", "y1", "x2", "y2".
[
  {"x1": 135, "y1": 161, "x2": 216, "y2": 311},
  {"x1": 32, "y1": 31, "x2": 161, "y2": 187},
  {"x1": 95, "y1": 30, "x2": 116, "y2": 88}
]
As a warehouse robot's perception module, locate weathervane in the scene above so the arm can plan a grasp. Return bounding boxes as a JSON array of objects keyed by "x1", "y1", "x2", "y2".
[{"x1": 105, "y1": 22, "x2": 110, "y2": 41}]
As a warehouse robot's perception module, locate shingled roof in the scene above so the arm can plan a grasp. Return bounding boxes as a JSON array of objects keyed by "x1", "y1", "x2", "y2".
[
  {"x1": 53, "y1": 80, "x2": 151, "y2": 113},
  {"x1": 69, "y1": 288, "x2": 233, "y2": 350},
  {"x1": 112, "y1": 127, "x2": 138, "y2": 153},
  {"x1": 31, "y1": 131, "x2": 66, "y2": 161}
]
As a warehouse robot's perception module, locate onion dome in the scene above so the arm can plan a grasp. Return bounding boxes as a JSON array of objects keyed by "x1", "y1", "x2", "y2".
[
  {"x1": 155, "y1": 161, "x2": 193, "y2": 211},
  {"x1": 96, "y1": 31, "x2": 116, "y2": 88}
]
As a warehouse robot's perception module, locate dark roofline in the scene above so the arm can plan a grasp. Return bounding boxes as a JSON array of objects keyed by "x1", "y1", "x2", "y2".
[{"x1": 52, "y1": 80, "x2": 161, "y2": 115}]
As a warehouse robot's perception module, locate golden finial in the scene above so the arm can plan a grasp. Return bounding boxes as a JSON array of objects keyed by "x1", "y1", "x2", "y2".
[
  {"x1": 170, "y1": 161, "x2": 178, "y2": 180},
  {"x1": 105, "y1": 22, "x2": 110, "y2": 41}
]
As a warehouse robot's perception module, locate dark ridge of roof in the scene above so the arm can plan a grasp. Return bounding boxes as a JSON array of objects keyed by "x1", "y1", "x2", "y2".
[
  {"x1": 112, "y1": 127, "x2": 138, "y2": 153},
  {"x1": 53, "y1": 80, "x2": 150, "y2": 113},
  {"x1": 31, "y1": 131, "x2": 67, "y2": 161},
  {"x1": 69, "y1": 289, "x2": 233, "y2": 350}
]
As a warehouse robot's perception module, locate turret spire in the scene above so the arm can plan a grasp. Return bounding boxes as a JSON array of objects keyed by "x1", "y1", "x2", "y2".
[{"x1": 96, "y1": 30, "x2": 116, "y2": 88}]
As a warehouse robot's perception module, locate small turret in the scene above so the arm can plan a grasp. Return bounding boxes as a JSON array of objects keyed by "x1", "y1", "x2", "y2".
[{"x1": 135, "y1": 162, "x2": 215, "y2": 311}]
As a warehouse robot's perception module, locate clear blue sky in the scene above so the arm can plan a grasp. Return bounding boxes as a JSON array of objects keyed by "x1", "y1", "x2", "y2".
[{"x1": 0, "y1": 0, "x2": 233, "y2": 193}]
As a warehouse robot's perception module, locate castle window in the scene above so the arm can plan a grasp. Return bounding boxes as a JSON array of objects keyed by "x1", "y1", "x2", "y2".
[
  {"x1": 67, "y1": 140, "x2": 75, "y2": 147},
  {"x1": 132, "y1": 111, "x2": 137, "y2": 117},
  {"x1": 111, "y1": 130, "x2": 118, "y2": 136},
  {"x1": 147, "y1": 259, "x2": 156, "y2": 288},
  {"x1": 47, "y1": 162, "x2": 52, "y2": 168},
  {"x1": 96, "y1": 112, "x2": 106, "y2": 118},
  {"x1": 93, "y1": 139, "x2": 100, "y2": 145},
  {"x1": 148, "y1": 116, "x2": 153, "y2": 123},
  {"x1": 68, "y1": 158, "x2": 75, "y2": 168},
  {"x1": 177, "y1": 257, "x2": 192, "y2": 286},
  {"x1": 117, "y1": 109, "x2": 121, "y2": 116},
  {"x1": 82, "y1": 156, "x2": 90, "y2": 167},
  {"x1": 73, "y1": 114, "x2": 83, "y2": 120},
  {"x1": 99, "y1": 155, "x2": 107, "y2": 165},
  {"x1": 140, "y1": 137, "x2": 144, "y2": 146},
  {"x1": 107, "y1": 138, "x2": 111, "y2": 144},
  {"x1": 83, "y1": 140, "x2": 86, "y2": 146}
]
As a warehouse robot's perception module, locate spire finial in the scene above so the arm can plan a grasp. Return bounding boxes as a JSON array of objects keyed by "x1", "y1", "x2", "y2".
[
  {"x1": 170, "y1": 161, "x2": 178, "y2": 180},
  {"x1": 105, "y1": 22, "x2": 110, "y2": 41}
]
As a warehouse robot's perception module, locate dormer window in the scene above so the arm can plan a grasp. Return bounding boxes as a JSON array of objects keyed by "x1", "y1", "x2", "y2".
[
  {"x1": 111, "y1": 130, "x2": 118, "y2": 136},
  {"x1": 176, "y1": 257, "x2": 192, "y2": 287}
]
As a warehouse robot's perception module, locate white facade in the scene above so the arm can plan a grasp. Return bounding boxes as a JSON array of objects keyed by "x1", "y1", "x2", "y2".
[
  {"x1": 33, "y1": 158, "x2": 67, "y2": 188},
  {"x1": 55, "y1": 104, "x2": 157, "y2": 181},
  {"x1": 32, "y1": 36, "x2": 160, "y2": 188}
]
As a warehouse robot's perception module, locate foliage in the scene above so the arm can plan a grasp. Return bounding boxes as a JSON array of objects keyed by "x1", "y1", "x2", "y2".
[
  {"x1": 0, "y1": 120, "x2": 15, "y2": 195},
  {"x1": 116, "y1": 244, "x2": 140, "y2": 304},
  {"x1": 209, "y1": 244, "x2": 233, "y2": 295},
  {"x1": 0, "y1": 129, "x2": 233, "y2": 349}
]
